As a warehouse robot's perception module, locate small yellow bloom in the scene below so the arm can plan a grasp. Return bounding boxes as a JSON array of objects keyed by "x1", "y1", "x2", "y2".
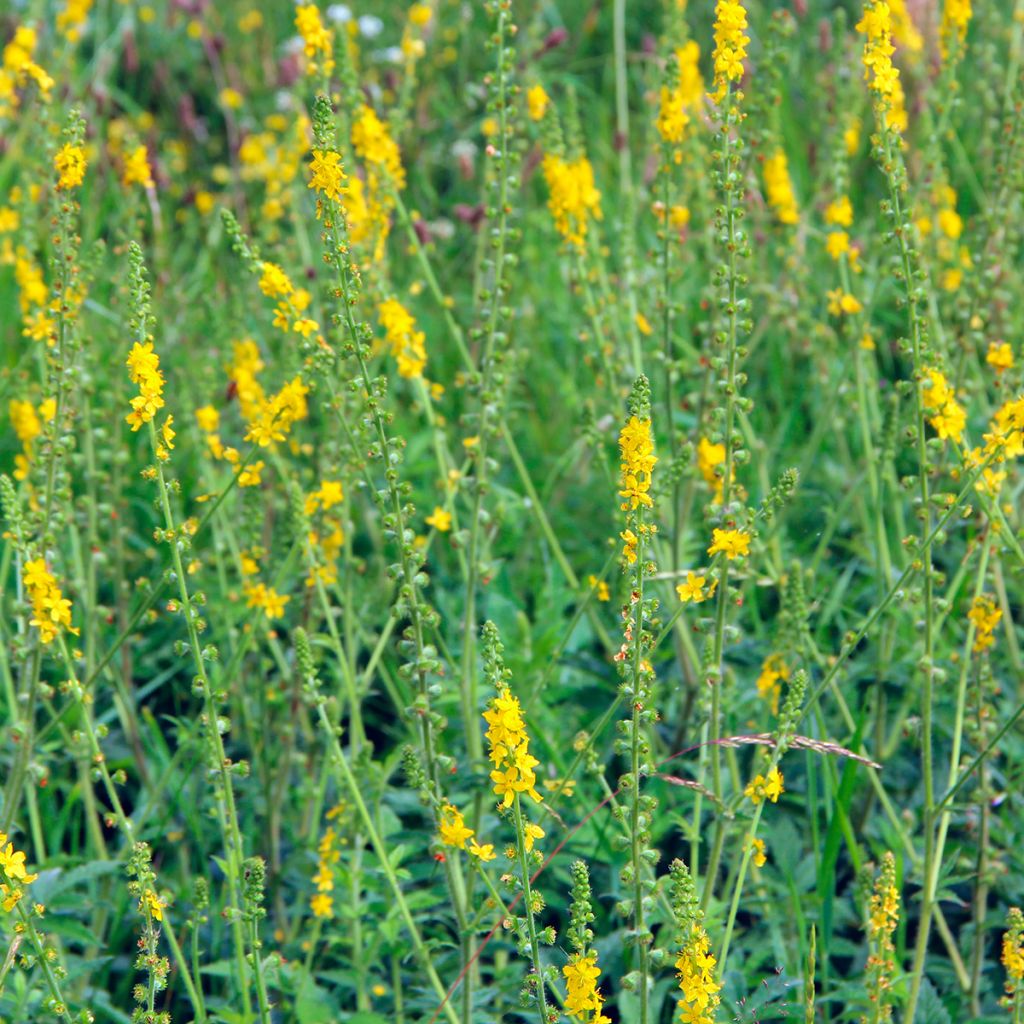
[
  {"x1": 677, "y1": 572, "x2": 714, "y2": 604},
  {"x1": 426, "y1": 506, "x2": 452, "y2": 532},
  {"x1": 526, "y1": 84, "x2": 549, "y2": 121},
  {"x1": 707, "y1": 528, "x2": 750, "y2": 560},
  {"x1": 986, "y1": 341, "x2": 1013, "y2": 373}
]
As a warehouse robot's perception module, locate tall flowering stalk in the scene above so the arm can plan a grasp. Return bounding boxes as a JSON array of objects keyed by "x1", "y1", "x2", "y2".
[
  {"x1": 615, "y1": 377, "x2": 658, "y2": 1023},
  {"x1": 304, "y1": 92, "x2": 475, "y2": 999},
  {"x1": 125, "y1": 242, "x2": 258, "y2": 1023},
  {"x1": 669, "y1": 858, "x2": 721, "y2": 1024},
  {"x1": 460, "y1": 0, "x2": 519, "y2": 775},
  {"x1": 862, "y1": 852, "x2": 900, "y2": 1024},
  {"x1": 858, "y1": 3, "x2": 942, "y2": 1015},
  {"x1": 563, "y1": 861, "x2": 611, "y2": 1023},
  {"x1": 481, "y1": 621, "x2": 553, "y2": 1022},
  {"x1": 701, "y1": 0, "x2": 753, "y2": 908}
]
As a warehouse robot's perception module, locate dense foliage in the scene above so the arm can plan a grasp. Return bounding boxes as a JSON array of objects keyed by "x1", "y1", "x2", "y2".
[{"x1": 1, "y1": 1, "x2": 1023, "y2": 1023}]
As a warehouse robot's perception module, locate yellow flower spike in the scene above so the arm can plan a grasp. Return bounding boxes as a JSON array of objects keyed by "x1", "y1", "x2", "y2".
[
  {"x1": 707, "y1": 527, "x2": 750, "y2": 560},
  {"x1": 425, "y1": 506, "x2": 452, "y2": 532}
]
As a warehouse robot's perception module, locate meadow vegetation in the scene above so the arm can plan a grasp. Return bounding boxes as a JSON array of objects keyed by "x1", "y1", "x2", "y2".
[{"x1": 1, "y1": 1, "x2": 1024, "y2": 1022}]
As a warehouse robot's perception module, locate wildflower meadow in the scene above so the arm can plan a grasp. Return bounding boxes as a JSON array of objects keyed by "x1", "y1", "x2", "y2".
[{"x1": 2, "y1": 0, "x2": 1024, "y2": 1022}]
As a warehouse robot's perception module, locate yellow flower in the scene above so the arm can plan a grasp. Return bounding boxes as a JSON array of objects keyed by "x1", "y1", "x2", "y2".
[
  {"x1": 426, "y1": 506, "x2": 452, "y2": 532},
  {"x1": 352, "y1": 105, "x2": 406, "y2": 189},
  {"x1": 378, "y1": 298, "x2": 427, "y2": 379},
  {"x1": 827, "y1": 288, "x2": 863, "y2": 315},
  {"x1": 696, "y1": 436, "x2": 728, "y2": 499},
  {"x1": 635, "y1": 312, "x2": 653, "y2": 336},
  {"x1": 522, "y1": 821, "x2": 544, "y2": 852},
  {"x1": 751, "y1": 837, "x2": 767, "y2": 867},
  {"x1": 125, "y1": 341, "x2": 166, "y2": 430},
  {"x1": 620, "y1": 528, "x2": 638, "y2": 565},
  {"x1": 526, "y1": 84, "x2": 549, "y2": 121},
  {"x1": 763, "y1": 149, "x2": 799, "y2": 225},
  {"x1": 141, "y1": 889, "x2": 164, "y2": 922},
  {"x1": 122, "y1": 145, "x2": 154, "y2": 189},
  {"x1": 986, "y1": 341, "x2": 1013, "y2": 373},
  {"x1": 744, "y1": 765, "x2": 784, "y2": 804},
  {"x1": 308, "y1": 148, "x2": 346, "y2": 203},
  {"x1": 677, "y1": 572, "x2": 714, "y2": 604},
  {"x1": 655, "y1": 40, "x2": 704, "y2": 158},
  {"x1": 483, "y1": 687, "x2": 543, "y2": 807},
  {"x1": 825, "y1": 195, "x2": 854, "y2": 227},
  {"x1": 438, "y1": 804, "x2": 474, "y2": 849},
  {"x1": 710, "y1": 0, "x2": 749, "y2": 103},
  {"x1": 618, "y1": 415, "x2": 656, "y2": 511},
  {"x1": 826, "y1": 231, "x2": 850, "y2": 260},
  {"x1": 258, "y1": 262, "x2": 294, "y2": 299},
  {"x1": 707, "y1": 527, "x2": 750, "y2": 560},
  {"x1": 244, "y1": 582, "x2": 290, "y2": 620},
  {"x1": 23, "y1": 558, "x2": 78, "y2": 645},
  {"x1": 295, "y1": 3, "x2": 333, "y2": 71},
  {"x1": 541, "y1": 153, "x2": 602, "y2": 249},
  {"x1": 310, "y1": 892, "x2": 333, "y2": 917},
  {"x1": 857, "y1": 0, "x2": 902, "y2": 118},
  {"x1": 921, "y1": 367, "x2": 966, "y2": 443},
  {"x1": 468, "y1": 839, "x2": 496, "y2": 862},
  {"x1": 587, "y1": 574, "x2": 610, "y2": 602},
  {"x1": 195, "y1": 405, "x2": 219, "y2": 433},
  {"x1": 563, "y1": 952, "x2": 608, "y2": 1021},
  {"x1": 967, "y1": 594, "x2": 1001, "y2": 653},
  {"x1": 756, "y1": 653, "x2": 789, "y2": 714},
  {"x1": 55, "y1": 143, "x2": 87, "y2": 190},
  {"x1": 940, "y1": 0, "x2": 972, "y2": 59}
]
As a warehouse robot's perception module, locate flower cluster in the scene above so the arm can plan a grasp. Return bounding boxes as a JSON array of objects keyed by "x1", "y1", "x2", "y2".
[
  {"x1": 484, "y1": 688, "x2": 543, "y2": 809},
  {"x1": 295, "y1": 4, "x2": 334, "y2": 76},
  {"x1": 710, "y1": 0, "x2": 749, "y2": 103},
  {"x1": 9, "y1": 396, "x2": 54, "y2": 481},
  {"x1": 857, "y1": 1, "x2": 900, "y2": 111},
  {"x1": 244, "y1": 582, "x2": 290, "y2": 621},
  {"x1": 921, "y1": 368, "x2": 966, "y2": 443},
  {"x1": 126, "y1": 341, "x2": 165, "y2": 431},
  {"x1": 0, "y1": 26, "x2": 53, "y2": 118},
  {"x1": 123, "y1": 145, "x2": 154, "y2": 189},
  {"x1": 437, "y1": 804, "x2": 496, "y2": 862},
  {"x1": 697, "y1": 436, "x2": 728, "y2": 502},
  {"x1": 940, "y1": 0, "x2": 972, "y2": 59},
  {"x1": 763, "y1": 149, "x2": 799, "y2": 225},
  {"x1": 967, "y1": 595, "x2": 1001, "y2": 653},
  {"x1": 352, "y1": 105, "x2": 406, "y2": 190},
  {"x1": 308, "y1": 147, "x2": 346, "y2": 205},
  {"x1": 865, "y1": 852, "x2": 900, "y2": 1022},
  {"x1": 541, "y1": 153, "x2": 603, "y2": 250},
  {"x1": 744, "y1": 765, "x2": 784, "y2": 805},
  {"x1": 889, "y1": 0, "x2": 923, "y2": 54},
  {"x1": 55, "y1": 142, "x2": 87, "y2": 190},
  {"x1": 756, "y1": 653, "x2": 790, "y2": 714},
  {"x1": 707, "y1": 527, "x2": 750, "y2": 560},
  {"x1": 310, "y1": 826, "x2": 339, "y2": 918},
  {"x1": 655, "y1": 41, "x2": 704, "y2": 160},
  {"x1": 0, "y1": 830, "x2": 38, "y2": 913},
  {"x1": 675, "y1": 925, "x2": 721, "y2": 1024},
  {"x1": 1004, "y1": 907, "x2": 1024, "y2": 995},
  {"x1": 526, "y1": 84, "x2": 549, "y2": 122},
  {"x1": 258, "y1": 263, "x2": 319, "y2": 340},
  {"x1": 244, "y1": 376, "x2": 309, "y2": 448},
  {"x1": 378, "y1": 298, "x2": 427, "y2": 380},
  {"x1": 563, "y1": 953, "x2": 610, "y2": 1023},
  {"x1": 23, "y1": 557, "x2": 77, "y2": 645},
  {"x1": 618, "y1": 414, "x2": 656, "y2": 511}
]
